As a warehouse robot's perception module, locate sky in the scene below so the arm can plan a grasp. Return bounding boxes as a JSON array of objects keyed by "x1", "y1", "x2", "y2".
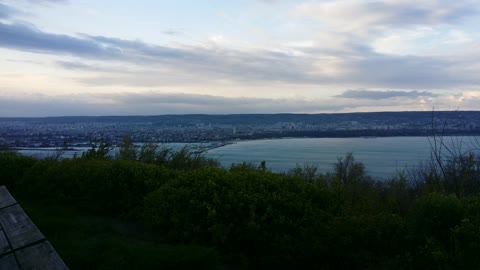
[{"x1": 1, "y1": 0, "x2": 480, "y2": 116}]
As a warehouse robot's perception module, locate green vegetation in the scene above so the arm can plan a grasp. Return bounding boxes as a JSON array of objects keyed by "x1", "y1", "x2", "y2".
[
  {"x1": 20, "y1": 200, "x2": 219, "y2": 270},
  {"x1": 1, "y1": 138, "x2": 480, "y2": 269}
]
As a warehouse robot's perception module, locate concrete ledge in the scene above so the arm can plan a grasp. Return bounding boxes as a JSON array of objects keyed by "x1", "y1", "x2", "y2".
[{"x1": 0, "y1": 186, "x2": 68, "y2": 270}]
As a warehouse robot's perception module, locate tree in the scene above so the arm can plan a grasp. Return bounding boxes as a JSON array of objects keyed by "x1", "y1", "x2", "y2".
[
  {"x1": 117, "y1": 137, "x2": 137, "y2": 161},
  {"x1": 334, "y1": 152, "x2": 366, "y2": 185},
  {"x1": 138, "y1": 142, "x2": 159, "y2": 164},
  {"x1": 415, "y1": 109, "x2": 480, "y2": 196},
  {"x1": 82, "y1": 139, "x2": 112, "y2": 160}
]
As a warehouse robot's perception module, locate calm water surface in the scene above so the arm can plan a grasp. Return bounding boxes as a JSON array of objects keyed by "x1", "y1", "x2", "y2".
[
  {"x1": 205, "y1": 137, "x2": 437, "y2": 178},
  {"x1": 17, "y1": 137, "x2": 478, "y2": 179}
]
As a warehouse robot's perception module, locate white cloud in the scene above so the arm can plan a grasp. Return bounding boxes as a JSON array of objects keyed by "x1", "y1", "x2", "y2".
[
  {"x1": 1, "y1": 1, "x2": 480, "y2": 115},
  {"x1": 294, "y1": 0, "x2": 478, "y2": 32},
  {"x1": 372, "y1": 27, "x2": 439, "y2": 55},
  {"x1": 443, "y1": 29, "x2": 474, "y2": 44},
  {"x1": 293, "y1": 0, "x2": 479, "y2": 56},
  {"x1": 4, "y1": 85, "x2": 480, "y2": 117}
]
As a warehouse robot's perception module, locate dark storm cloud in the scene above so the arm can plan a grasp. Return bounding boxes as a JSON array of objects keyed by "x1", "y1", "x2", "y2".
[{"x1": 337, "y1": 89, "x2": 437, "y2": 100}]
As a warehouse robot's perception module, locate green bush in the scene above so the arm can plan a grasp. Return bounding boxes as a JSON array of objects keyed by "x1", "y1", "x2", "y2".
[
  {"x1": 450, "y1": 195, "x2": 480, "y2": 268},
  {"x1": 116, "y1": 139, "x2": 220, "y2": 171},
  {"x1": 143, "y1": 168, "x2": 332, "y2": 267},
  {"x1": 3, "y1": 149, "x2": 480, "y2": 269},
  {"x1": 0, "y1": 151, "x2": 37, "y2": 190},
  {"x1": 452, "y1": 218, "x2": 480, "y2": 269},
  {"x1": 409, "y1": 193, "x2": 464, "y2": 269},
  {"x1": 20, "y1": 158, "x2": 177, "y2": 217},
  {"x1": 410, "y1": 193, "x2": 463, "y2": 246}
]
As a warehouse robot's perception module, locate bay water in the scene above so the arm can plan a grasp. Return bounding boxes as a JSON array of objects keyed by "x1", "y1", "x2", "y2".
[
  {"x1": 205, "y1": 137, "x2": 435, "y2": 178},
  {"x1": 16, "y1": 136, "x2": 479, "y2": 179}
]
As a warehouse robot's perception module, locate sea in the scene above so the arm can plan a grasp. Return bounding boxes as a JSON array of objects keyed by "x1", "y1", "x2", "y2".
[{"x1": 15, "y1": 136, "x2": 479, "y2": 179}]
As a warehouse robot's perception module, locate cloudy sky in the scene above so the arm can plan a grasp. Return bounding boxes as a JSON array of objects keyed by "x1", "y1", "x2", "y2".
[{"x1": 1, "y1": 0, "x2": 479, "y2": 116}]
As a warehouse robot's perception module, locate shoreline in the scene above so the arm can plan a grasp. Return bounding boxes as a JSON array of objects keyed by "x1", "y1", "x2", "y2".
[{"x1": 9, "y1": 134, "x2": 480, "y2": 153}]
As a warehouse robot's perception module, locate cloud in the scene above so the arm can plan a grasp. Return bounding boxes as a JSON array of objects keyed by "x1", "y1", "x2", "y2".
[
  {"x1": 443, "y1": 30, "x2": 474, "y2": 44},
  {"x1": 0, "y1": 23, "x2": 318, "y2": 84},
  {"x1": 337, "y1": 52, "x2": 463, "y2": 88},
  {"x1": 82, "y1": 35, "x2": 192, "y2": 60},
  {"x1": 56, "y1": 60, "x2": 98, "y2": 70},
  {"x1": 2, "y1": 90, "x2": 478, "y2": 117},
  {"x1": 0, "y1": 2, "x2": 18, "y2": 19},
  {"x1": 0, "y1": 21, "x2": 314, "y2": 81},
  {"x1": 294, "y1": 0, "x2": 478, "y2": 32},
  {"x1": 24, "y1": 0, "x2": 68, "y2": 5},
  {"x1": 162, "y1": 29, "x2": 185, "y2": 36},
  {"x1": 1, "y1": 18, "x2": 480, "y2": 90},
  {"x1": 6, "y1": 59, "x2": 43, "y2": 65},
  {"x1": 0, "y1": 23, "x2": 301, "y2": 79},
  {"x1": 0, "y1": 92, "x2": 351, "y2": 117},
  {"x1": 0, "y1": 22, "x2": 123, "y2": 58},
  {"x1": 336, "y1": 89, "x2": 438, "y2": 100},
  {"x1": 256, "y1": 0, "x2": 281, "y2": 4},
  {"x1": 108, "y1": 92, "x2": 330, "y2": 113}
]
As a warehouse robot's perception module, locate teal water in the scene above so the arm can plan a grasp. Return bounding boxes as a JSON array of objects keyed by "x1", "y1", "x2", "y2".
[
  {"x1": 17, "y1": 137, "x2": 478, "y2": 179},
  {"x1": 204, "y1": 137, "x2": 450, "y2": 178},
  {"x1": 15, "y1": 143, "x2": 193, "y2": 160}
]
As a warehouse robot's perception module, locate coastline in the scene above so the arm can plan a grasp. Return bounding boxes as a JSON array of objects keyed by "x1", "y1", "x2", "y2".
[
  {"x1": 9, "y1": 134, "x2": 480, "y2": 154},
  {"x1": 12, "y1": 136, "x2": 478, "y2": 178}
]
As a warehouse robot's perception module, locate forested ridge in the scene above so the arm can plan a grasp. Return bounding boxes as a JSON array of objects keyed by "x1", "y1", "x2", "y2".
[{"x1": 1, "y1": 139, "x2": 480, "y2": 269}]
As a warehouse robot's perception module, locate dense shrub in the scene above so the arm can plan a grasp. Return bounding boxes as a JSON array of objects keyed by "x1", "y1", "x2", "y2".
[
  {"x1": 20, "y1": 158, "x2": 177, "y2": 216},
  {"x1": 143, "y1": 168, "x2": 332, "y2": 267},
  {"x1": 410, "y1": 193, "x2": 463, "y2": 246},
  {"x1": 117, "y1": 139, "x2": 220, "y2": 171},
  {"x1": 0, "y1": 151, "x2": 37, "y2": 190},
  {"x1": 408, "y1": 193, "x2": 464, "y2": 269},
  {"x1": 3, "y1": 147, "x2": 480, "y2": 269}
]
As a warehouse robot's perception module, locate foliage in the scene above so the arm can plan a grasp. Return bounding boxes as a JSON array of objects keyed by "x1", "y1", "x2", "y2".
[
  {"x1": 167, "y1": 146, "x2": 220, "y2": 171},
  {"x1": 420, "y1": 113, "x2": 480, "y2": 196},
  {"x1": 21, "y1": 200, "x2": 221, "y2": 270},
  {"x1": 82, "y1": 140, "x2": 113, "y2": 160},
  {"x1": 229, "y1": 160, "x2": 269, "y2": 173},
  {"x1": 332, "y1": 152, "x2": 368, "y2": 185},
  {"x1": 117, "y1": 136, "x2": 138, "y2": 161},
  {"x1": 287, "y1": 163, "x2": 320, "y2": 183},
  {"x1": 116, "y1": 138, "x2": 220, "y2": 171},
  {"x1": 2, "y1": 141, "x2": 480, "y2": 268},
  {"x1": 143, "y1": 167, "x2": 332, "y2": 267},
  {"x1": 17, "y1": 158, "x2": 177, "y2": 217},
  {"x1": 0, "y1": 151, "x2": 37, "y2": 190}
]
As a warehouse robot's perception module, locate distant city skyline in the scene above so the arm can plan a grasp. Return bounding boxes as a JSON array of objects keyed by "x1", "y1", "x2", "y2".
[{"x1": 1, "y1": 0, "x2": 480, "y2": 116}]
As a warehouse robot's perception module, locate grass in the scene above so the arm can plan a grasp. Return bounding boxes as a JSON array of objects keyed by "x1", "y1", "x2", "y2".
[{"x1": 19, "y1": 199, "x2": 222, "y2": 270}]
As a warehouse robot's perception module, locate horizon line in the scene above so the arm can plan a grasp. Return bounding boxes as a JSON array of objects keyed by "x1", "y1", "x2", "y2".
[{"x1": 1, "y1": 110, "x2": 478, "y2": 119}]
